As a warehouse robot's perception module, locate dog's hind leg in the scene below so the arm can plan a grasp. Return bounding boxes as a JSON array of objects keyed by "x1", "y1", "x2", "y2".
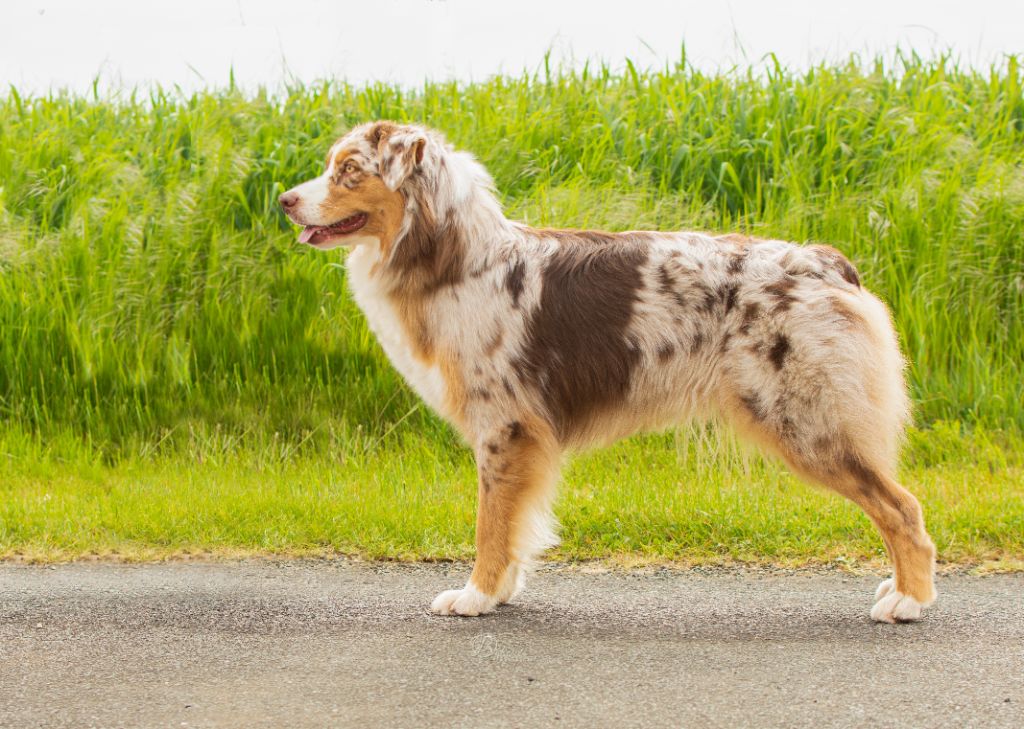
[
  {"x1": 723, "y1": 282, "x2": 936, "y2": 621},
  {"x1": 730, "y1": 400, "x2": 936, "y2": 622},
  {"x1": 431, "y1": 417, "x2": 561, "y2": 616},
  {"x1": 795, "y1": 452, "x2": 935, "y2": 622}
]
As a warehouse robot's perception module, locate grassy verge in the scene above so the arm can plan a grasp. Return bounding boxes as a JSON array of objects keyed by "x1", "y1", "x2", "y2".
[
  {"x1": 1, "y1": 54, "x2": 1022, "y2": 564},
  {"x1": 3, "y1": 423, "x2": 1021, "y2": 566}
]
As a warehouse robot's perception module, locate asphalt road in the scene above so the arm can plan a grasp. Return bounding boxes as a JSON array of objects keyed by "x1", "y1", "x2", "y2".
[{"x1": 1, "y1": 562, "x2": 1021, "y2": 728}]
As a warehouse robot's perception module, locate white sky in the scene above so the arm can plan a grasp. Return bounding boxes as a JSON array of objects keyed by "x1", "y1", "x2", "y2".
[{"x1": 2, "y1": 0, "x2": 1021, "y2": 94}]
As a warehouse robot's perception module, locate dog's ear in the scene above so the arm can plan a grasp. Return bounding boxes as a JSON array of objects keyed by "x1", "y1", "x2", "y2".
[{"x1": 376, "y1": 126, "x2": 427, "y2": 191}]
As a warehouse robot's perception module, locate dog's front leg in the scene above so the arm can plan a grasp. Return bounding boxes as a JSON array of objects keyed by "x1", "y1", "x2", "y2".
[{"x1": 431, "y1": 419, "x2": 560, "y2": 617}]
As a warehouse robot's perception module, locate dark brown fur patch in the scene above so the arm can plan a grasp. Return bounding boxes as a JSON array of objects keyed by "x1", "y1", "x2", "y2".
[
  {"x1": 506, "y1": 421, "x2": 524, "y2": 441},
  {"x1": 505, "y1": 260, "x2": 526, "y2": 308},
  {"x1": 741, "y1": 393, "x2": 768, "y2": 421},
  {"x1": 768, "y1": 334, "x2": 791, "y2": 371},
  {"x1": 516, "y1": 241, "x2": 648, "y2": 440},
  {"x1": 727, "y1": 255, "x2": 745, "y2": 275},
  {"x1": 723, "y1": 282, "x2": 739, "y2": 313},
  {"x1": 367, "y1": 121, "x2": 398, "y2": 147},
  {"x1": 388, "y1": 192, "x2": 466, "y2": 295},
  {"x1": 726, "y1": 248, "x2": 749, "y2": 275},
  {"x1": 812, "y1": 245, "x2": 861, "y2": 288},
  {"x1": 696, "y1": 283, "x2": 718, "y2": 314},
  {"x1": 657, "y1": 342, "x2": 675, "y2": 361},
  {"x1": 658, "y1": 264, "x2": 688, "y2": 309},
  {"x1": 763, "y1": 277, "x2": 799, "y2": 312},
  {"x1": 739, "y1": 302, "x2": 761, "y2": 335},
  {"x1": 842, "y1": 451, "x2": 909, "y2": 523}
]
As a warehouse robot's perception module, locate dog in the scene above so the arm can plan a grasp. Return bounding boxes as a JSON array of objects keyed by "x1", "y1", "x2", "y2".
[{"x1": 279, "y1": 121, "x2": 937, "y2": 623}]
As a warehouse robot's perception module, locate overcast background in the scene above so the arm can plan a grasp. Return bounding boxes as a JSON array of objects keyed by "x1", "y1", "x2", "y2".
[{"x1": 2, "y1": 0, "x2": 1021, "y2": 94}]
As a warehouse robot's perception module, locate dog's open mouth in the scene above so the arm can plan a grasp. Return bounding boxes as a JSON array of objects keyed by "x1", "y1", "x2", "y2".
[{"x1": 297, "y1": 212, "x2": 369, "y2": 245}]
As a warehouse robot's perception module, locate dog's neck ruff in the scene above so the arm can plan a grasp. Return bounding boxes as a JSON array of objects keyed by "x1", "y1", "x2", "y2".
[
  {"x1": 343, "y1": 144, "x2": 517, "y2": 423},
  {"x1": 379, "y1": 148, "x2": 513, "y2": 292}
]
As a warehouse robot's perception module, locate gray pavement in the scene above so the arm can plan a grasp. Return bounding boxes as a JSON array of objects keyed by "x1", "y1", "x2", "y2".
[{"x1": 1, "y1": 561, "x2": 1022, "y2": 728}]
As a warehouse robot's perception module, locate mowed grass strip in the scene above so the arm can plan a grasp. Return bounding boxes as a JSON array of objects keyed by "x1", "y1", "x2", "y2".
[{"x1": 2, "y1": 425, "x2": 1021, "y2": 565}]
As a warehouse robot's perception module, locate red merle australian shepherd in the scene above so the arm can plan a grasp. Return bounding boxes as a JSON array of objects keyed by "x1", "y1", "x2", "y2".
[{"x1": 279, "y1": 121, "x2": 936, "y2": 623}]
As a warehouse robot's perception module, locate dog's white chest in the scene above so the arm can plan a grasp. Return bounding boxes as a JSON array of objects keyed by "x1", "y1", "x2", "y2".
[{"x1": 344, "y1": 245, "x2": 448, "y2": 414}]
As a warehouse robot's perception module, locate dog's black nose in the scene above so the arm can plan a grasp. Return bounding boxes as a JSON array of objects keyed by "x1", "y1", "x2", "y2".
[{"x1": 279, "y1": 191, "x2": 299, "y2": 210}]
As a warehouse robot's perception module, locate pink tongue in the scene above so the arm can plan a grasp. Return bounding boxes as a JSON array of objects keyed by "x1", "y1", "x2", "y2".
[{"x1": 298, "y1": 226, "x2": 318, "y2": 243}]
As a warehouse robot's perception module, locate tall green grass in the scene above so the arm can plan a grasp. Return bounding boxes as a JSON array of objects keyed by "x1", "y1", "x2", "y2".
[{"x1": 2, "y1": 53, "x2": 1022, "y2": 459}]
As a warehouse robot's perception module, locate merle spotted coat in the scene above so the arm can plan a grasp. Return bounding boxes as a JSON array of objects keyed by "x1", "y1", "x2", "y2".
[{"x1": 279, "y1": 122, "x2": 936, "y2": 624}]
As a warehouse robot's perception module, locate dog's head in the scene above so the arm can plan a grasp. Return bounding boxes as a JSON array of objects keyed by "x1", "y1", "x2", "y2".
[{"x1": 278, "y1": 121, "x2": 428, "y2": 251}]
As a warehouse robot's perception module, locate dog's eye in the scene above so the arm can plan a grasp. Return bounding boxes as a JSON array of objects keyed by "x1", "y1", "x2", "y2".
[{"x1": 343, "y1": 161, "x2": 357, "y2": 174}]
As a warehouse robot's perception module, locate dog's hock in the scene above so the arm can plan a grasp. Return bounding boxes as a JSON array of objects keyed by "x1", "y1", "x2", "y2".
[{"x1": 378, "y1": 130, "x2": 427, "y2": 191}]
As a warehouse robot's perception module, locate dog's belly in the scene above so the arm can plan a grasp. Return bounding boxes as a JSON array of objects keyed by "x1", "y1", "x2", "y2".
[{"x1": 567, "y1": 357, "x2": 722, "y2": 448}]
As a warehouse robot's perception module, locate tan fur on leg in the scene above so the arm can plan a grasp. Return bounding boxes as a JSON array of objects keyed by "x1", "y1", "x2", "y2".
[
  {"x1": 431, "y1": 416, "x2": 560, "y2": 616},
  {"x1": 726, "y1": 391, "x2": 936, "y2": 622},
  {"x1": 804, "y1": 462, "x2": 935, "y2": 622}
]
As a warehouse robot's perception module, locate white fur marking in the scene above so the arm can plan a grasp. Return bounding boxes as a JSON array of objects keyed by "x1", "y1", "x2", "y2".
[
  {"x1": 430, "y1": 580, "x2": 498, "y2": 616},
  {"x1": 289, "y1": 173, "x2": 332, "y2": 224},
  {"x1": 874, "y1": 577, "x2": 895, "y2": 601},
  {"x1": 871, "y1": 583, "x2": 925, "y2": 623},
  {"x1": 345, "y1": 242, "x2": 449, "y2": 414},
  {"x1": 495, "y1": 564, "x2": 525, "y2": 604}
]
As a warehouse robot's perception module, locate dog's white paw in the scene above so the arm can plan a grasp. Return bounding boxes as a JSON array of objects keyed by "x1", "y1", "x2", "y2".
[
  {"x1": 430, "y1": 582, "x2": 498, "y2": 617},
  {"x1": 870, "y1": 581, "x2": 924, "y2": 624}
]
